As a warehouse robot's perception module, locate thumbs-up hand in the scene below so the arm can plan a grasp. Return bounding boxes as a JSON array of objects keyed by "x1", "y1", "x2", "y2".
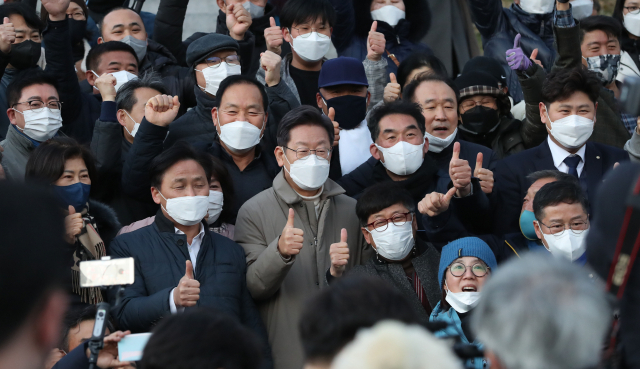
[
  {"x1": 64, "y1": 205, "x2": 84, "y2": 244},
  {"x1": 418, "y1": 187, "x2": 457, "y2": 217},
  {"x1": 383, "y1": 73, "x2": 401, "y2": 103},
  {"x1": 227, "y1": 3, "x2": 252, "y2": 41},
  {"x1": 328, "y1": 107, "x2": 340, "y2": 147},
  {"x1": 0, "y1": 17, "x2": 15, "y2": 54},
  {"x1": 506, "y1": 33, "x2": 532, "y2": 71},
  {"x1": 449, "y1": 142, "x2": 472, "y2": 197},
  {"x1": 278, "y1": 208, "x2": 304, "y2": 257},
  {"x1": 367, "y1": 21, "x2": 386, "y2": 62},
  {"x1": 260, "y1": 50, "x2": 282, "y2": 87},
  {"x1": 329, "y1": 228, "x2": 350, "y2": 277},
  {"x1": 145, "y1": 95, "x2": 180, "y2": 127},
  {"x1": 173, "y1": 260, "x2": 201, "y2": 308},
  {"x1": 530, "y1": 48, "x2": 543, "y2": 68},
  {"x1": 473, "y1": 152, "x2": 494, "y2": 194},
  {"x1": 265, "y1": 16, "x2": 283, "y2": 54}
]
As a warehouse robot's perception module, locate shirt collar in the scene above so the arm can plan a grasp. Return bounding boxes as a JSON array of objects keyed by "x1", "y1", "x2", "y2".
[
  {"x1": 174, "y1": 223, "x2": 206, "y2": 244},
  {"x1": 547, "y1": 136, "x2": 586, "y2": 168}
]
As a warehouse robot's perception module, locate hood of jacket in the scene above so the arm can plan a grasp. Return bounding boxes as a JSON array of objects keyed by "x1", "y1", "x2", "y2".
[
  {"x1": 352, "y1": 0, "x2": 430, "y2": 42},
  {"x1": 139, "y1": 38, "x2": 179, "y2": 73}
]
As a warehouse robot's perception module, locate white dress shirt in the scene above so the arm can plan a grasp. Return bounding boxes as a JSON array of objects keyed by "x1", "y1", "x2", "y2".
[
  {"x1": 547, "y1": 136, "x2": 586, "y2": 177},
  {"x1": 338, "y1": 120, "x2": 373, "y2": 175},
  {"x1": 169, "y1": 223, "x2": 205, "y2": 313}
]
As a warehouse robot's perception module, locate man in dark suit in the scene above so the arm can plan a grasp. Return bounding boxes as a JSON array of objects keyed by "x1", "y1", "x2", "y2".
[{"x1": 494, "y1": 66, "x2": 628, "y2": 235}]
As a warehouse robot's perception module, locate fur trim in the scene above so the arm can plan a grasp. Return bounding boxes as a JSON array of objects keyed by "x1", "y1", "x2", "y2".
[{"x1": 88, "y1": 199, "x2": 121, "y2": 250}]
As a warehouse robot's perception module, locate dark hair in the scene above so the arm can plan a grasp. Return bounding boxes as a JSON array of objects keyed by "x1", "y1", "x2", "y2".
[
  {"x1": 215, "y1": 75, "x2": 268, "y2": 112},
  {"x1": 98, "y1": 6, "x2": 139, "y2": 34},
  {"x1": 40, "y1": 0, "x2": 88, "y2": 24},
  {"x1": 533, "y1": 180, "x2": 590, "y2": 221},
  {"x1": 541, "y1": 67, "x2": 601, "y2": 106},
  {"x1": 526, "y1": 170, "x2": 580, "y2": 186},
  {"x1": 141, "y1": 308, "x2": 262, "y2": 369},
  {"x1": 149, "y1": 142, "x2": 212, "y2": 190},
  {"x1": 578, "y1": 15, "x2": 622, "y2": 44},
  {"x1": 25, "y1": 137, "x2": 97, "y2": 186},
  {"x1": 7, "y1": 68, "x2": 59, "y2": 108},
  {"x1": 299, "y1": 275, "x2": 421, "y2": 364},
  {"x1": 397, "y1": 52, "x2": 448, "y2": 88},
  {"x1": 367, "y1": 100, "x2": 425, "y2": 142},
  {"x1": 613, "y1": 0, "x2": 628, "y2": 32},
  {"x1": 276, "y1": 105, "x2": 334, "y2": 147},
  {"x1": 352, "y1": 0, "x2": 431, "y2": 42},
  {"x1": 0, "y1": 2, "x2": 44, "y2": 34},
  {"x1": 279, "y1": 0, "x2": 336, "y2": 29},
  {"x1": 86, "y1": 41, "x2": 138, "y2": 72},
  {"x1": 116, "y1": 71, "x2": 167, "y2": 112},
  {"x1": 209, "y1": 155, "x2": 235, "y2": 224},
  {"x1": 60, "y1": 305, "x2": 115, "y2": 353},
  {"x1": 356, "y1": 182, "x2": 416, "y2": 227},
  {"x1": 404, "y1": 71, "x2": 459, "y2": 106}
]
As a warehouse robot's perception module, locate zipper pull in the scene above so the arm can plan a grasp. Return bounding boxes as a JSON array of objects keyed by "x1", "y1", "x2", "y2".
[{"x1": 396, "y1": 35, "x2": 400, "y2": 45}]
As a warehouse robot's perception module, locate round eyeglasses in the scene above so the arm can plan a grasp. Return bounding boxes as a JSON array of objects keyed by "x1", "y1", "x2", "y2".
[
  {"x1": 365, "y1": 212, "x2": 413, "y2": 233},
  {"x1": 448, "y1": 262, "x2": 490, "y2": 278}
]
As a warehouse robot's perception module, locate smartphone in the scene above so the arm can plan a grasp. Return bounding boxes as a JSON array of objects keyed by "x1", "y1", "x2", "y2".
[{"x1": 79, "y1": 257, "x2": 135, "y2": 287}]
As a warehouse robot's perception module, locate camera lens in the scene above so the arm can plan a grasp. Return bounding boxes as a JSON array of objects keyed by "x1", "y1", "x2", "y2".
[{"x1": 99, "y1": 312, "x2": 104, "y2": 317}]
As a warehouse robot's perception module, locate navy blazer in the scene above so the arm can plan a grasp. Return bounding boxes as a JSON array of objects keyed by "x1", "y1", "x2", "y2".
[{"x1": 493, "y1": 140, "x2": 629, "y2": 235}]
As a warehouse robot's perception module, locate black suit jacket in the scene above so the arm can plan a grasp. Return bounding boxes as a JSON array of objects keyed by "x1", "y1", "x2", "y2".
[{"x1": 493, "y1": 139, "x2": 629, "y2": 235}]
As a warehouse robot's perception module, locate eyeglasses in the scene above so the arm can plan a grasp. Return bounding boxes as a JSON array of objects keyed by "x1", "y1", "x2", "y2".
[
  {"x1": 459, "y1": 97, "x2": 497, "y2": 112},
  {"x1": 13, "y1": 100, "x2": 62, "y2": 113},
  {"x1": 66, "y1": 11, "x2": 86, "y2": 21},
  {"x1": 202, "y1": 55, "x2": 241, "y2": 68},
  {"x1": 448, "y1": 262, "x2": 490, "y2": 278},
  {"x1": 365, "y1": 212, "x2": 413, "y2": 232},
  {"x1": 537, "y1": 219, "x2": 589, "y2": 236},
  {"x1": 290, "y1": 26, "x2": 330, "y2": 38},
  {"x1": 625, "y1": 6, "x2": 640, "y2": 14},
  {"x1": 283, "y1": 146, "x2": 332, "y2": 160}
]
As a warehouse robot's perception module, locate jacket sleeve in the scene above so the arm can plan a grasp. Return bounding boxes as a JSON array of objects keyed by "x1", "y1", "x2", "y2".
[
  {"x1": 51, "y1": 342, "x2": 89, "y2": 369},
  {"x1": 238, "y1": 31, "x2": 257, "y2": 76},
  {"x1": 492, "y1": 159, "x2": 524, "y2": 235},
  {"x1": 108, "y1": 238, "x2": 173, "y2": 333},
  {"x1": 551, "y1": 21, "x2": 583, "y2": 72},
  {"x1": 90, "y1": 102, "x2": 122, "y2": 180},
  {"x1": 121, "y1": 118, "x2": 167, "y2": 201},
  {"x1": 625, "y1": 129, "x2": 640, "y2": 162},
  {"x1": 364, "y1": 58, "x2": 388, "y2": 112},
  {"x1": 329, "y1": 0, "x2": 355, "y2": 53},
  {"x1": 43, "y1": 19, "x2": 82, "y2": 126},
  {"x1": 335, "y1": 157, "x2": 376, "y2": 197},
  {"x1": 517, "y1": 63, "x2": 549, "y2": 147},
  {"x1": 234, "y1": 202, "x2": 295, "y2": 300},
  {"x1": 153, "y1": 0, "x2": 190, "y2": 66},
  {"x1": 466, "y1": 0, "x2": 508, "y2": 41}
]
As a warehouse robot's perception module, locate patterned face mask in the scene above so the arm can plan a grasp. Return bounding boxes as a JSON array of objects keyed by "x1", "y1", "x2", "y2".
[{"x1": 583, "y1": 54, "x2": 620, "y2": 86}]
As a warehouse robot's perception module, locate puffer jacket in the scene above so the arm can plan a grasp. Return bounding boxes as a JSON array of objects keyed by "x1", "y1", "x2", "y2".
[
  {"x1": 458, "y1": 115, "x2": 530, "y2": 159},
  {"x1": 468, "y1": 0, "x2": 556, "y2": 104}
]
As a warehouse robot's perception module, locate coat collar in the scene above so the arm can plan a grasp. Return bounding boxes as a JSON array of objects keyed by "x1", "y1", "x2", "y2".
[
  {"x1": 153, "y1": 208, "x2": 208, "y2": 234},
  {"x1": 272, "y1": 169, "x2": 345, "y2": 205}
]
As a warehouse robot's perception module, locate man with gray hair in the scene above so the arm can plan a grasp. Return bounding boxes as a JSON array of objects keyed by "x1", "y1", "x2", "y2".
[
  {"x1": 90, "y1": 71, "x2": 167, "y2": 225},
  {"x1": 472, "y1": 253, "x2": 611, "y2": 369}
]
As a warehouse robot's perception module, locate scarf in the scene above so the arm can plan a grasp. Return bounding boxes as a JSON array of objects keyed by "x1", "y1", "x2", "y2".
[{"x1": 71, "y1": 204, "x2": 106, "y2": 304}]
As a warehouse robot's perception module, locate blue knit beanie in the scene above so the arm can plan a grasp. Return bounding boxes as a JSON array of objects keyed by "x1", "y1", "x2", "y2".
[{"x1": 438, "y1": 237, "x2": 497, "y2": 288}]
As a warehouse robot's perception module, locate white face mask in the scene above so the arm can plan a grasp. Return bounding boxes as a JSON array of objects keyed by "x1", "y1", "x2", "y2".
[
  {"x1": 545, "y1": 108, "x2": 594, "y2": 149},
  {"x1": 370, "y1": 5, "x2": 406, "y2": 27},
  {"x1": 196, "y1": 62, "x2": 242, "y2": 96},
  {"x1": 13, "y1": 108, "x2": 62, "y2": 141},
  {"x1": 366, "y1": 220, "x2": 415, "y2": 261},
  {"x1": 570, "y1": 0, "x2": 594, "y2": 20},
  {"x1": 425, "y1": 128, "x2": 457, "y2": 153},
  {"x1": 159, "y1": 192, "x2": 209, "y2": 226},
  {"x1": 519, "y1": 0, "x2": 555, "y2": 14},
  {"x1": 242, "y1": 1, "x2": 265, "y2": 18},
  {"x1": 207, "y1": 190, "x2": 224, "y2": 225},
  {"x1": 624, "y1": 11, "x2": 640, "y2": 37},
  {"x1": 375, "y1": 140, "x2": 425, "y2": 176},
  {"x1": 445, "y1": 286, "x2": 481, "y2": 313},
  {"x1": 283, "y1": 152, "x2": 330, "y2": 191},
  {"x1": 290, "y1": 31, "x2": 331, "y2": 62},
  {"x1": 218, "y1": 119, "x2": 265, "y2": 153},
  {"x1": 91, "y1": 70, "x2": 138, "y2": 93},
  {"x1": 123, "y1": 110, "x2": 140, "y2": 137},
  {"x1": 539, "y1": 226, "x2": 589, "y2": 261}
]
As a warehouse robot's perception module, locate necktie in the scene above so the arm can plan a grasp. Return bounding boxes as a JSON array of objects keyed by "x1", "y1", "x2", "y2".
[{"x1": 564, "y1": 155, "x2": 581, "y2": 178}]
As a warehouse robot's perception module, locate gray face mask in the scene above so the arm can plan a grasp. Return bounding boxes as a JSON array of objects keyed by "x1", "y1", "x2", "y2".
[
  {"x1": 120, "y1": 35, "x2": 147, "y2": 62},
  {"x1": 242, "y1": 1, "x2": 265, "y2": 18}
]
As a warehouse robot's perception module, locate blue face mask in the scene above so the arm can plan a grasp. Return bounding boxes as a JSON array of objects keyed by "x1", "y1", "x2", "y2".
[
  {"x1": 519, "y1": 210, "x2": 539, "y2": 240},
  {"x1": 53, "y1": 182, "x2": 91, "y2": 212}
]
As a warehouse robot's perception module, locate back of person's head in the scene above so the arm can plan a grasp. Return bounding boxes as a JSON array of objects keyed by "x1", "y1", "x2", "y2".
[
  {"x1": 403, "y1": 72, "x2": 459, "y2": 106},
  {"x1": 59, "y1": 305, "x2": 115, "y2": 353},
  {"x1": 209, "y1": 155, "x2": 235, "y2": 224},
  {"x1": 331, "y1": 320, "x2": 463, "y2": 369},
  {"x1": 25, "y1": 137, "x2": 96, "y2": 186},
  {"x1": 149, "y1": 142, "x2": 212, "y2": 189},
  {"x1": 299, "y1": 275, "x2": 421, "y2": 365},
  {"x1": 279, "y1": 0, "x2": 336, "y2": 29},
  {"x1": 472, "y1": 253, "x2": 611, "y2": 369},
  {"x1": 0, "y1": 2, "x2": 44, "y2": 34},
  {"x1": 579, "y1": 15, "x2": 622, "y2": 44},
  {"x1": 356, "y1": 182, "x2": 415, "y2": 227},
  {"x1": 140, "y1": 308, "x2": 262, "y2": 369},
  {"x1": 532, "y1": 180, "x2": 589, "y2": 221},
  {"x1": 86, "y1": 41, "x2": 139, "y2": 72},
  {"x1": 541, "y1": 67, "x2": 601, "y2": 106},
  {"x1": 6, "y1": 69, "x2": 58, "y2": 108},
  {"x1": 367, "y1": 100, "x2": 425, "y2": 142},
  {"x1": 462, "y1": 56, "x2": 508, "y2": 90},
  {"x1": 215, "y1": 75, "x2": 268, "y2": 111},
  {"x1": 396, "y1": 52, "x2": 448, "y2": 88},
  {"x1": 0, "y1": 182, "x2": 67, "y2": 365},
  {"x1": 276, "y1": 105, "x2": 334, "y2": 147},
  {"x1": 613, "y1": 0, "x2": 628, "y2": 23},
  {"x1": 526, "y1": 170, "x2": 580, "y2": 186},
  {"x1": 116, "y1": 71, "x2": 167, "y2": 112}
]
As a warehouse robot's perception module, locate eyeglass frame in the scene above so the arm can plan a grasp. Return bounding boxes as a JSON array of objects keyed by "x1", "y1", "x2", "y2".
[
  {"x1": 199, "y1": 55, "x2": 241, "y2": 68},
  {"x1": 536, "y1": 219, "x2": 590, "y2": 236},
  {"x1": 282, "y1": 146, "x2": 332, "y2": 160},
  {"x1": 12, "y1": 100, "x2": 63, "y2": 113},
  {"x1": 624, "y1": 6, "x2": 640, "y2": 14},
  {"x1": 289, "y1": 26, "x2": 331, "y2": 39},
  {"x1": 459, "y1": 96, "x2": 498, "y2": 113},
  {"x1": 447, "y1": 262, "x2": 490, "y2": 278},
  {"x1": 363, "y1": 212, "x2": 414, "y2": 233}
]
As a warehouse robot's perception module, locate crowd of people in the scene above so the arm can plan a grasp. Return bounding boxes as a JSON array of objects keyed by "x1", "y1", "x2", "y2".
[{"x1": 0, "y1": 0, "x2": 639, "y2": 368}]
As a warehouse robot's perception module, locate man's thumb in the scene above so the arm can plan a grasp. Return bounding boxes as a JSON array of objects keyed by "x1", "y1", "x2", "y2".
[
  {"x1": 3, "y1": 17, "x2": 9, "y2": 25},
  {"x1": 172, "y1": 95, "x2": 180, "y2": 110},
  {"x1": 390, "y1": 73, "x2": 397, "y2": 84},
  {"x1": 451, "y1": 142, "x2": 460, "y2": 161},
  {"x1": 270, "y1": 16, "x2": 277, "y2": 27},
  {"x1": 443, "y1": 186, "x2": 457, "y2": 204},
  {"x1": 185, "y1": 260, "x2": 194, "y2": 279},
  {"x1": 513, "y1": 33, "x2": 521, "y2": 49},
  {"x1": 328, "y1": 107, "x2": 335, "y2": 121},
  {"x1": 614, "y1": 162, "x2": 620, "y2": 169},
  {"x1": 340, "y1": 228, "x2": 348, "y2": 243},
  {"x1": 68, "y1": 205, "x2": 76, "y2": 215},
  {"x1": 370, "y1": 21, "x2": 377, "y2": 33},
  {"x1": 530, "y1": 48, "x2": 539, "y2": 60},
  {"x1": 286, "y1": 208, "x2": 295, "y2": 228},
  {"x1": 475, "y1": 152, "x2": 483, "y2": 176}
]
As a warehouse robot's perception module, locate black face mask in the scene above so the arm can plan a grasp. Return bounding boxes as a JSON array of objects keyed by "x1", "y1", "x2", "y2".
[
  {"x1": 323, "y1": 94, "x2": 368, "y2": 130},
  {"x1": 69, "y1": 19, "x2": 87, "y2": 61},
  {"x1": 459, "y1": 106, "x2": 500, "y2": 135},
  {"x1": 9, "y1": 40, "x2": 41, "y2": 70}
]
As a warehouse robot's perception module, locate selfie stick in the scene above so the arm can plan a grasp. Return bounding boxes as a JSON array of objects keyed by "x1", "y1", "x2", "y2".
[{"x1": 87, "y1": 302, "x2": 110, "y2": 369}]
